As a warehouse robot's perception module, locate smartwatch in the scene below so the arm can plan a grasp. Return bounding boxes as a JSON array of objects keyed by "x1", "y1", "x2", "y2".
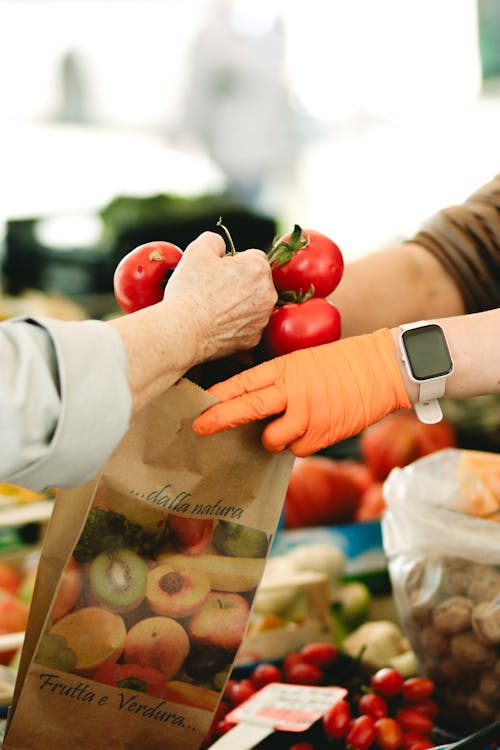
[{"x1": 399, "y1": 320, "x2": 454, "y2": 424}]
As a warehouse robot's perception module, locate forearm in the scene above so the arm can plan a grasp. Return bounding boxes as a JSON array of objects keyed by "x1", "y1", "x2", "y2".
[
  {"x1": 390, "y1": 308, "x2": 500, "y2": 406},
  {"x1": 107, "y1": 299, "x2": 200, "y2": 415},
  {"x1": 329, "y1": 243, "x2": 466, "y2": 338}
]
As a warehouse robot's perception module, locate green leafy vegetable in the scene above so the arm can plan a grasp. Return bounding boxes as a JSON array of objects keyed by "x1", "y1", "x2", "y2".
[{"x1": 74, "y1": 508, "x2": 166, "y2": 562}]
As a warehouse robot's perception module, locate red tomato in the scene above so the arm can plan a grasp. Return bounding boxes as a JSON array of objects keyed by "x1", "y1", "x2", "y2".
[
  {"x1": 374, "y1": 717, "x2": 404, "y2": 750},
  {"x1": 406, "y1": 698, "x2": 439, "y2": 719},
  {"x1": 371, "y1": 668, "x2": 404, "y2": 697},
  {"x1": 284, "y1": 456, "x2": 365, "y2": 528},
  {"x1": 228, "y1": 679, "x2": 256, "y2": 706},
  {"x1": 250, "y1": 663, "x2": 282, "y2": 689},
  {"x1": 282, "y1": 652, "x2": 303, "y2": 679},
  {"x1": 401, "y1": 677, "x2": 435, "y2": 703},
  {"x1": 360, "y1": 412, "x2": 456, "y2": 481},
  {"x1": 167, "y1": 515, "x2": 214, "y2": 555},
  {"x1": 322, "y1": 698, "x2": 352, "y2": 739},
  {"x1": 395, "y1": 709, "x2": 433, "y2": 736},
  {"x1": 288, "y1": 743, "x2": 315, "y2": 750},
  {"x1": 268, "y1": 225, "x2": 344, "y2": 298},
  {"x1": 346, "y1": 714, "x2": 377, "y2": 750},
  {"x1": 113, "y1": 240, "x2": 183, "y2": 313},
  {"x1": 358, "y1": 692, "x2": 388, "y2": 719},
  {"x1": 404, "y1": 741, "x2": 434, "y2": 750},
  {"x1": 285, "y1": 662, "x2": 323, "y2": 686},
  {"x1": 401, "y1": 731, "x2": 433, "y2": 750},
  {"x1": 300, "y1": 642, "x2": 338, "y2": 669},
  {"x1": 262, "y1": 298, "x2": 341, "y2": 357},
  {"x1": 213, "y1": 719, "x2": 236, "y2": 739}
]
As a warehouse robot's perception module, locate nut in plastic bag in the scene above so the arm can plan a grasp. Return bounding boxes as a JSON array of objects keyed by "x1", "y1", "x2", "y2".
[{"x1": 381, "y1": 448, "x2": 500, "y2": 736}]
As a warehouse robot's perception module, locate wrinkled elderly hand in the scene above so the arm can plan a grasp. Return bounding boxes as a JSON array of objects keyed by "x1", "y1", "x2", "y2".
[
  {"x1": 193, "y1": 328, "x2": 411, "y2": 456},
  {"x1": 165, "y1": 232, "x2": 277, "y2": 362}
]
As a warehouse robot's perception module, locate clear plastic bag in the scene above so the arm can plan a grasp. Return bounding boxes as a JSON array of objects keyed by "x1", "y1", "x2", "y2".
[{"x1": 381, "y1": 448, "x2": 500, "y2": 736}]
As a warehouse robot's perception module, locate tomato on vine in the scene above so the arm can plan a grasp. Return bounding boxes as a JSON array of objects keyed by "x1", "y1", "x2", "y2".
[
  {"x1": 268, "y1": 224, "x2": 344, "y2": 298},
  {"x1": 262, "y1": 296, "x2": 341, "y2": 356},
  {"x1": 113, "y1": 240, "x2": 183, "y2": 313}
]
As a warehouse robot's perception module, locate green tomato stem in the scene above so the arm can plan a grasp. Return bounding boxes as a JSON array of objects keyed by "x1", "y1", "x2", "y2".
[{"x1": 217, "y1": 216, "x2": 236, "y2": 256}]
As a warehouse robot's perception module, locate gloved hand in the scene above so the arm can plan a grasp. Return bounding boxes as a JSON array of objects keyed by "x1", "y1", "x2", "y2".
[{"x1": 192, "y1": 328, "x2": 411, "y2": 456}]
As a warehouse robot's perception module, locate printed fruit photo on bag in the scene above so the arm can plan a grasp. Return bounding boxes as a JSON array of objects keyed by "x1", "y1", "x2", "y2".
[{"x1": 33, "y1": 489, "x2": 271, "y2": 712}]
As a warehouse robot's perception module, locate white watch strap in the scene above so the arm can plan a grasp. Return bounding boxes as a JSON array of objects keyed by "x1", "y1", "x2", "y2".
[{"x1": 400, "y1": 320, "x2": 445, "y2": 425}]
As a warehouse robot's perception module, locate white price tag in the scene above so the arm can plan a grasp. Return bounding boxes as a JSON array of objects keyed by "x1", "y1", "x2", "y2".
[{"x1": 209, "y1": 682, "x2": 347, "y2": 750}]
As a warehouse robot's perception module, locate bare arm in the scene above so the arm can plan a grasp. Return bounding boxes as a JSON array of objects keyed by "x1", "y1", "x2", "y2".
[
  {"x1": 329, "y1": 243, "x2": 466, "y2": 338},
  {"x1": 330, "y1": 174, "x2": 500, "y2": 337}
]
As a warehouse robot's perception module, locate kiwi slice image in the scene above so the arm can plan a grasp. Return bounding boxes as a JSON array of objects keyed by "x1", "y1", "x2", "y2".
[{"x1": 89, "y1": 548, "x2": 147, "y2": 613}]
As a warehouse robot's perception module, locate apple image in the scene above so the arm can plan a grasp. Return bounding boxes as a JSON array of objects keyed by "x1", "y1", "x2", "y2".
[
  {"x1": 168, "y1": 515, "x2": 214, "y2": 555},
  {"x1": 124, "y1": 616, "x2": 189, "y2": 680},
  {"x1": 51, "y1": 556, "x2": 83, "y2": 621},
  {"x1": 187, "y1": 592, "x2": 250, "y2": 652}
]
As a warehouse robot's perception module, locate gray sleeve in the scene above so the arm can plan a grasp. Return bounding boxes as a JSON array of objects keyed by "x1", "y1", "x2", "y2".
[{"x1": 0, "y1": 317, "x2": 132, "y2": 491}]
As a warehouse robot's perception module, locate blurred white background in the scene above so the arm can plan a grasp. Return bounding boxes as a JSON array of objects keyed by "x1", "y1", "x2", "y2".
[{"x1": 1, "y1": 0, "x2": 499, "y2": 260}]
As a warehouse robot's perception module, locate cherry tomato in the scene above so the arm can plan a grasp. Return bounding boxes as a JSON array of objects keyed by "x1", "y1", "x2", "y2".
[
  {"x1": 371, "y1": 668, "x2": 405, "y2": 697},
  {"x1": 322, "y1": 698, "x2": 351, "y2": 739},
  {"x1": 285, "y1": 662, "x2": 323, "y2": 686},
  {"x1": 404, "y1": 741, "x2": 434, "y2": 750},
  {"x1": 281, "y1": 652, "x2": 303, "y2": 679},
  {"x1": 396, "y1": 708, "x2": 433, "y2": 736},
  {"x1": 113, "y1": 240, "x2": 183, "y2": 313},
  {"x1": 223, "y1": 679, "x2": 237, "y2": 700},
  {"x1": 346, "y1": 714, "x2": 377, "y2": 750},
  {"x1": 401, "y1": 732, "x2": 434, "y2": 750},
  {"x1": 213, "y1": 719, "x2": 236, "y2": 739},
  {"x1": 250, "y1": 662, "x2": 282, "y2": 689},
  {"x1": 401, "y1": 677, "x2": 435, "y2": 703},
  {"x1": 300, "y1": 642, "x2": 338, "y2": 669},
  {"x1": 374, "y1": 717, "x2": 404, "y2": 750},
  {"x1": 228, "y1": 679, "x2": 255, "y2": 706},
  {"x1": 262, "y1": 298, "x2": 341, "y2": 357},
  {"x1": 407, "y1": 697, "x2": 439, "y2": 719},
  {"x1": 358, "y1": 692, "x2": 388, "y2": 720},
  {"x1": 268, "y1": 225, "x2": 344, "y2": 299}
]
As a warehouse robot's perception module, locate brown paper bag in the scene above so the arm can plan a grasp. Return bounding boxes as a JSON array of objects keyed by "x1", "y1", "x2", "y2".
[{"x1": 4, "y1": 378, "x2": 293, "y2": 750}]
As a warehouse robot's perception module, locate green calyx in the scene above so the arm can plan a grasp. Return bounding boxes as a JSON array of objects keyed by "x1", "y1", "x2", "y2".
[
  {"x1": 267, "y1": 223, "x2": 309, "y2": 267},
  {"x1": 276, "y1": 284, "x2": 315, "y2": 306}
]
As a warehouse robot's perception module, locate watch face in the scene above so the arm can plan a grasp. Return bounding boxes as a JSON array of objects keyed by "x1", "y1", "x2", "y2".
[{"x1": 402, "y1": 324, "x2": 453, "y2": 381}]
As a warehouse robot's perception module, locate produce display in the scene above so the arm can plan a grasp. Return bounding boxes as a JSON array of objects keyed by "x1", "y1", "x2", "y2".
[
  {"x1": 201, "y1": 653, "x2": 441, "y2": 750},
  {"x1": 281, "y1": 412, "x2": 457, "y2": 528}
]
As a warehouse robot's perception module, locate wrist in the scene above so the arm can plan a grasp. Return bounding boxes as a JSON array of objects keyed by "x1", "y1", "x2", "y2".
[{"x1": 389, "y1": 327, "x2": 420, "y2": 405}]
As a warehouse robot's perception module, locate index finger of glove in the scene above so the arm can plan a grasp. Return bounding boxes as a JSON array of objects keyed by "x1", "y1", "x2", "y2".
[
  {"x1": 207, "y1": 358, "x2": 281, "y2": 401},
  {"x1": 193, "y1": 385, "x2": 286, "y2": 436}
]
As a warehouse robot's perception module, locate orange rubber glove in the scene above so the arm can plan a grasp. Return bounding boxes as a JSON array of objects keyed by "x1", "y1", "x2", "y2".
[{"x1": 192, "y1": 328, "x2": 411, "y2": 456}]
